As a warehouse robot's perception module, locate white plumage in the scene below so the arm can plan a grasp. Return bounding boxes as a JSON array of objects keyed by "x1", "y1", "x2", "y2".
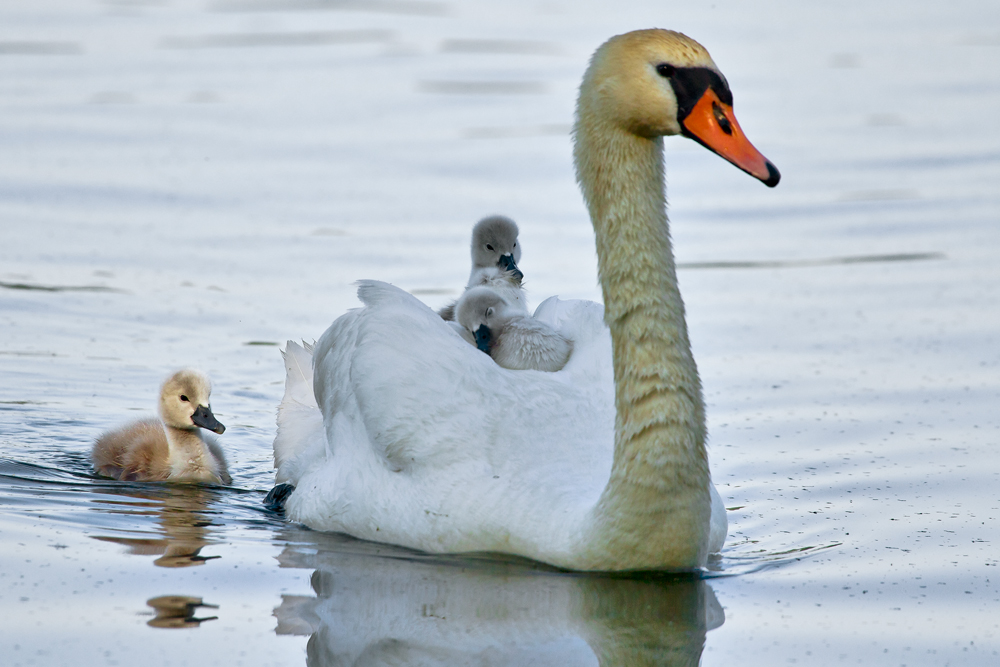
[{"x1": 272, "y1": 28, "x2": 780, "y2": 570}]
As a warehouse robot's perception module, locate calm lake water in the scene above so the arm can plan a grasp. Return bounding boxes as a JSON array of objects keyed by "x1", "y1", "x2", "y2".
[{"x1": 2, "y1": 0, "x2": 999, "y2": 664}]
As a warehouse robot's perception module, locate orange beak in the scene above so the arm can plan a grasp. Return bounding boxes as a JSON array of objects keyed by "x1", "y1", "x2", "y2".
[{"x1": 681, "y1": 89, "x2": 780, "y2": 187}]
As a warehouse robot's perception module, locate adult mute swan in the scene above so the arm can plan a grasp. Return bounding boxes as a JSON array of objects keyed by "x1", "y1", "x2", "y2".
[
  {"x1": 272, "y1": 29, "x2": 778, "y2": 571},
  {"x1": 93, "y1": 369, "x2": 231, "y2": 484},
  {"x1": 439, "y1": 215, "x2": 527, "y2": 321}
]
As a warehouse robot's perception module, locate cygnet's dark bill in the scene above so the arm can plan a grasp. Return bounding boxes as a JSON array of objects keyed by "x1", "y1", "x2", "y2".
[
  {"x1": 192, "y1": 405, "x2": 226, "y2": 434},
  {"x1": 498, "y1": 254, "x2": 524, "y2": 282},
  {"x1": 474, "y1": 325, "x2": 493, "y2": 354}
]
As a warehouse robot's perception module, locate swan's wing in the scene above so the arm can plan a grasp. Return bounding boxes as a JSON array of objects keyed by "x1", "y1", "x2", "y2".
[
  {"x1": 446, "y1": 320, "x2": 476, "y2": 346},
  {"x1": 533, "y1": 296, "x2": 614, "y2": 389},
  {"x1": 274, "y1": 340, "x2": 326, "y2": 484},
  {"x1": 312, "y1": 281, "x2": 612, "y2": 481},
  {"x1": 314, "y1": 281, "x2": 500, "y2": 471},
  {"x1": 288, "y1": 281, "x2": 618, "y2": 554}
]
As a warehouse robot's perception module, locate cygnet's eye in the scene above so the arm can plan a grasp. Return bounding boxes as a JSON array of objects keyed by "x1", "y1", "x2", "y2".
[
  {"x1": 512, "y1": 242, "x2": 517, "y2": 247},
  {"x1": 486, "y1": 244, "x2": 495, "y2": 252},
  {"x1": 656, "y1": 63, "x2": 676, "y2": 78},
  {"x1": 180, "y1": 395, "x2": 189, "y2": 402}
]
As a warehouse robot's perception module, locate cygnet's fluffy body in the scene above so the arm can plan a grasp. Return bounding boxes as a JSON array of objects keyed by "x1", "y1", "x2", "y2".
[
  {"x1": 92, "y1": 370, "x2": 231, "y2": 485},
  {"x1": 456, "y1": 287, "x2": 572, "y2": 372},
  {"x1": 439, "y1": 215, "x2": 528, "y2": 321}
]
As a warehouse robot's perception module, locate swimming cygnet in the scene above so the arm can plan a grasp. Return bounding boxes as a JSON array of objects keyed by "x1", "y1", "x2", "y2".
[
  {"x1": 92, "y1": 369, "x2": 232, "y2": 485},
  {"x1": 456, "y1": 286, "x2": 572, "y2": 372},
  {"x1": 439, "y1": 215, "x2": 528, "y2": 321}
]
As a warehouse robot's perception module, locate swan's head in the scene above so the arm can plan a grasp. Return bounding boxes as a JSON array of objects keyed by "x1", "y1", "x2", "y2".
[
  {"x1": 577, "y1": 29, "x2": 779, "y2": 186},
  {"x1": 456, "y1": 286, "x2": 515, "y2": 354},
  {"x1": 471, "y1": 215, "x2": 523, "y2": 282},
  {"x1": 158, "y1": 370, "x2": 226, "y2": 434}
]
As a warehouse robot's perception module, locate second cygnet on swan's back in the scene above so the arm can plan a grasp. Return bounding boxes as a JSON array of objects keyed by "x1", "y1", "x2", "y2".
[
  {"x1": 456, "y1": 286, "x2": 572, "y2": 372},
  {"x1": 91, "y1": 369, "x2": 232, "y2": 485},
  {"x1": 439, "y1": 215, "x2": 528, "y2": 321}
]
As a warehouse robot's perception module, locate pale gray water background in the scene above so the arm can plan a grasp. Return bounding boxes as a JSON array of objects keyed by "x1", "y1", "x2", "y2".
[{"x1": 1, "y1": 0, "x2": 999, "y2": 664}]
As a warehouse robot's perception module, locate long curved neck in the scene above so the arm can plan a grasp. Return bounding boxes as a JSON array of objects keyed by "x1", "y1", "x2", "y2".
[{"x1": 574, "y1": 114, "x2": 710, "y2": 569}]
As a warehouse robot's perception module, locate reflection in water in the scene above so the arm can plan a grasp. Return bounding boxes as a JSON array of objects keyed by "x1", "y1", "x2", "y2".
[
  {"x1": 93, "y1": 485, "x2": 222, "y2": 568},
  {"x1": 273, "y1": 531, "x2": 723, "y2": 667},
  {"x1": 146, "y1": 595, "x2": 219, "y2": 629},
  {"x1": 676, "y1": 251, "x2": 944, "y2": 270},
  {"x1": 0, "y1": 279, "x2": 121, "y2": 292}
]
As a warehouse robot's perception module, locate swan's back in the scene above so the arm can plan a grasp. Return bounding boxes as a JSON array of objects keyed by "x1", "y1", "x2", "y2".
[
  {"x1": 281, "y1": 281, "x2": 623, "y2": 560},
  {"x1": 92, "y1": 418, "x2": 171, "y2": 481}
]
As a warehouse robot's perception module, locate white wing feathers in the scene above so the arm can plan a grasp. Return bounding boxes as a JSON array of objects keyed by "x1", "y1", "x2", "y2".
[{"x1": 273, "y1": 340, "x2": 326, "y2": 484}]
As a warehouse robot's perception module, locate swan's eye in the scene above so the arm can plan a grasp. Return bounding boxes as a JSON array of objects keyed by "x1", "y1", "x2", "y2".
[
  {"x1": 656, "y1": 64, "x2": 676, "y2": 78},
  {"x1": 486, "y1": 244, "x2": 495, "y2": 252},
  {"x1": 180, "y1": 395, "x2": 189, "y2": 402}
]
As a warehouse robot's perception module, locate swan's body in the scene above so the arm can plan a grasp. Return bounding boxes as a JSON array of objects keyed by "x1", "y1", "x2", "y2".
[
  {"x1": 272, "y1": 29, "x2": 778, "y2": 570},
  {"x1": 439, "y1": 215, "x2": 528, "y2": 321},
  {"x1": 93, "y1": 370, "x2": 231, "y2": 485},
  {"x1": 456, "y1": 286, "x2": 572, "y2": 372}
]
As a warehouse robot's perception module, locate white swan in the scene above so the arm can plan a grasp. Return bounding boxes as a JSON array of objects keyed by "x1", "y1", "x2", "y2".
[
  {"x1": 439, "y1": 215, "x2": 527, "y2": 321},
  {"x1": 456, "y1": 286, "x2": 572, "y2": 372},
  {"x1": 272, "y1": 29, "x2": 778, "y2": 570},
  {"x1": 93, "y1": 369, "x2": 231, "y2": 484}
]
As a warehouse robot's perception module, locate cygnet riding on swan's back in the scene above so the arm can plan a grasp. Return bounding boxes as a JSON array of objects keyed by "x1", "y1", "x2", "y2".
[
  {"x1": 439, "y1": 215, "x2": 527, "y2": 321},
  {"x1": 271, "y1": 29, "x2": 779, "y2": 571},
  {"x1": 93, "y1": 369, "x2": 231, "y2": 485},
  {"x1": 456, "y1": 286, "x2": 572, "y2": 372}
]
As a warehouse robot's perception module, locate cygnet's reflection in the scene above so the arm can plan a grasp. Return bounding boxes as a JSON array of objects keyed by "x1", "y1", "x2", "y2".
[
  {"x1": 146, "y1": 595, "x2": 219, "y2": 628},
  {"x1": 273, "y1": 529, "x2": 724, "y2": 667},
  {"x1": 92, "y1": 484, "x2": 222, "y2": 567}
]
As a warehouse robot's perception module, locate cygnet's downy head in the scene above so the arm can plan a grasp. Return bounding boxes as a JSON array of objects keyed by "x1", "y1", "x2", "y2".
[
  {"x1": 158, "y1": 369, "x2": 226, "y2": 434},
  {"x1": 456, "y1": 287, "x2": 514, "y2": 354},
  {"x1": 471, "y1": 215, "x2": 523, "y2": 282}
]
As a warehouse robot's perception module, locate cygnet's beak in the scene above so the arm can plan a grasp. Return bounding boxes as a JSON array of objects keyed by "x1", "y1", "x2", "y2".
[
  {"x1": 474, "y1": 325, "x2": 493, "y2": 354},
  {"x1": 498, "y1": 254, "x2": 524, "y2": 282},
  {"x1": 191, "y1": 405, "x2": 226, "y2": 434},
  {"x1": 680, "y1": 88, "x2": 780, "y2": 187}
]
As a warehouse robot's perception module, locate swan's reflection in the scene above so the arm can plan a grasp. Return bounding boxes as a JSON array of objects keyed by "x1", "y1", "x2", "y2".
[
  {"x1": 272, "y1": 529, "x2": 723, "y2": 667},
  {"x1": 92, "y1": 485, "x2": 222, "y2": 567}
]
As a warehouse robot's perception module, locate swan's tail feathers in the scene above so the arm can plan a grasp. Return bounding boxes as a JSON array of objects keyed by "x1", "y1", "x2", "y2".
[
  {"x1": 263, "y1": 483, "x2": 296, "y2": 512},
  {"x1": 274, "y1": 340, "x2": 326, "y2": 485},
  {"x1": 280, "y1": 340, "x2": 317, "y2": 408}
]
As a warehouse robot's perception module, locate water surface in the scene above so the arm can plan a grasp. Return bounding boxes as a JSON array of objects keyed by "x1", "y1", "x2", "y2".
[{"x1": 2, "y1": 0, "x2": 999, "y2": 664}]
